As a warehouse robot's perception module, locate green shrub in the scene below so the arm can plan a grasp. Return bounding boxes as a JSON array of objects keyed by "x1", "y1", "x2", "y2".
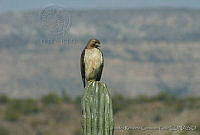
[
  {"x1": 175, "y1": 102, "x2": 184, "y2": 113},
  {"x1": 135, "y1": 95, "x2": 152, "y2": 103},
  {"x1": 0, "y1": 95, "x2": 9, "y2": 104},
  {"x1": 61, "y1": 90, "x2": 71, "y2": 103},
  {"x1": 112, "y1": 94, "x2": 128, "y2": 114},
  {"x1": 41, "y1": 93, "x2": 62, "y2": 105},
  {"x1": 4, "y1": 98, "x2": 40, "y2": 121},
  {"x1": 74, "y1": 96, "x2": 81, "y2": 104},
  {"x1": 4, "y1": 107, "x2": 20, "y2": 121},
  {"x1": 182, "y1": 97, "x2": 200, "y2": 109},
  {"x1": 74, "y1": 96, "x2": 81, "y2": 110},
  {"x1": 10, "y1": 99, "x2": 40, "y2": 114},
  {"x1": 153, "y1": 92, "x2": 176, "y2": 102},
  {"x1": 0, "y1": 126, "x2": 10, "y2": 135},
  {"x1": 152, "y1": 113, "x2": 162, "y2": 122},
  {"x1": 20, "y1": 99, "x2": 40, "y2": 114}
]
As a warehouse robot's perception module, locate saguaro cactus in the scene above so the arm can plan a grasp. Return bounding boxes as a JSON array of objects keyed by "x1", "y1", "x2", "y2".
[{"x1": 81, "y1": 81, "x2": 114, "y2": 135}]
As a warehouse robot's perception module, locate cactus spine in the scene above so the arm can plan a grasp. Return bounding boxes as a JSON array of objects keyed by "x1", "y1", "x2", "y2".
[{"x1": 81, "y1": 81, "x2": 114, "y2": 135}]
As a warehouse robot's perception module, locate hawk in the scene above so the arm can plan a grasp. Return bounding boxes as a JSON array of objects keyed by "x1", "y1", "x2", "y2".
[{"x1": 80, "y1": 39, "x2": 104, "y2": 88}]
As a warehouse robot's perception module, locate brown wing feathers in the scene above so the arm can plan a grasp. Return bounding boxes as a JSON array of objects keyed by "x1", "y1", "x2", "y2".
[
  {"x1": 96, "y1": 49, "x2": 104, "y2": 81},
  {"x1": 80, "y1": 50, "x2": 86, "y2": 87}
]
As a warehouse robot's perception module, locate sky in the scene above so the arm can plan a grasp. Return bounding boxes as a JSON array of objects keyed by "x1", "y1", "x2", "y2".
[{"x1": 0, "y1": 0, "x2": 200, "y2": 13}]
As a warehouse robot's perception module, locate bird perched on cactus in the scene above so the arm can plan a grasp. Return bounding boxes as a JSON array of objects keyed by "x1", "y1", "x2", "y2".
[{"x1": 80, "y1": 39, "x2": 104, "y2": 88}]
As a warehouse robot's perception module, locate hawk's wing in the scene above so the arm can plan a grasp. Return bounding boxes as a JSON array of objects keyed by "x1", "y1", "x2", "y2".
[
  {"x1": 80, "y1": 49, "x2": 86, "y2": 87},
  {"x1": 96, "y1": 49, "x2": 104, "y2": 81}
]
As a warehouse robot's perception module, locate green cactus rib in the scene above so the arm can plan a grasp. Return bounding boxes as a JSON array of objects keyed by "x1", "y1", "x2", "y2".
[{"x1": 81, "y1": 81, "x2": 114, "y2": 135}]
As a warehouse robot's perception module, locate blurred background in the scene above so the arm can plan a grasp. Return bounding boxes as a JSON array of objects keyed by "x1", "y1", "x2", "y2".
[{"x1": 0, "y1": 0, "x2": 200, "y2": 135}]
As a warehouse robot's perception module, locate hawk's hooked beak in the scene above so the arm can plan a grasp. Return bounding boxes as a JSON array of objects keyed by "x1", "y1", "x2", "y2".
[
  {"x1": 95, "y1": 44, "x2": 100, "y2": 48},
  {"x1": 95, "y1": 40, "x2": 101, "y2": 47}
]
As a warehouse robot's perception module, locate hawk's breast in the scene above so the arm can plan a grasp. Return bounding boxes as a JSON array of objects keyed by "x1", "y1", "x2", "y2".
[{"x1": 84, "y1": 48, "x2": 103, "y2": 80}]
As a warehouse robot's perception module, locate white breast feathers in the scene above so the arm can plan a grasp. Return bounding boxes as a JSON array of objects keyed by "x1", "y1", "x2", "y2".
[{"x1": 84, "y1": 48, "x2": 103, "y2": 80}]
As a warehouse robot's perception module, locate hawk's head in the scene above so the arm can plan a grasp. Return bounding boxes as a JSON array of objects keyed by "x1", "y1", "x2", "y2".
[{"x1": 86, "y1": 39, "x2": 101, "y2": 49}]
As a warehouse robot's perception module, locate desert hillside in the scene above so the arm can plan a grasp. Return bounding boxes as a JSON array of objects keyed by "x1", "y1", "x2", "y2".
[{"x1": 0, "y1": 8, "x2": 200, "y2": 97}]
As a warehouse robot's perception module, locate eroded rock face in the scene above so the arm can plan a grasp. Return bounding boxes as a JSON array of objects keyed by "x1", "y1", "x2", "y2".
[{"x1": 1, "y1": 9, "x2": 200, "y2": 97}]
